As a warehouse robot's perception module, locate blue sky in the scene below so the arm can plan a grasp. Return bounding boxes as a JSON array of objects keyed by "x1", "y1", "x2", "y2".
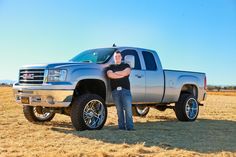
[{"x1": 0, "y1": 0, "x2": 235, "y2": 85}]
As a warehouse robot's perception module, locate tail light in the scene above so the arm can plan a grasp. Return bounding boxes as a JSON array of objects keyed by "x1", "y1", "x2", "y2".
[{"x1": 204, "y1": 76, "x2": 207, "y2": 90}]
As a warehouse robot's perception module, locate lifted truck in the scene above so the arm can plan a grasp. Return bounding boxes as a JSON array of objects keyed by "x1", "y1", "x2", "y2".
[{"x1": 13, "y1": 46, "x2": 207, "y2": 130}]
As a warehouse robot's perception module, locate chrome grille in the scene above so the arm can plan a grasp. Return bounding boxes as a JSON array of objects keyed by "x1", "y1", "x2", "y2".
[{"x1": 19, "y1": 69, "x2": 45, "y2": 85}]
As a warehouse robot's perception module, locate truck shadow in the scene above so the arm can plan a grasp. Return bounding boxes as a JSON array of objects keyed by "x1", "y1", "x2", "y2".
[{"x1": 50, "y1": 118, "x2": 236, "y2": 153}]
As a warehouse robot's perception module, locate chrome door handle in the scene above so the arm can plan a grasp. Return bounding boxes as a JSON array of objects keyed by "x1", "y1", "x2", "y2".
[{"x1": 135, "y1": 74, "x2": 142, "y2": 78}]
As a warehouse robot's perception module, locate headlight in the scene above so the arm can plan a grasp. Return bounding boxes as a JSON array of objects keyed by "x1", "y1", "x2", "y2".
[{"x1": 47, "y1": 69, "x2": 67, "y2": 82}]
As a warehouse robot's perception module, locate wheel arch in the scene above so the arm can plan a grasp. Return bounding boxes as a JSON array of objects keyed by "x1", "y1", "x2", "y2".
[
  {"x1": 178, "y1": 84, "x2": 198, "y2": 101},
  {"x1": 72, "y1": 79, "x2": 106, "y2": 103}
]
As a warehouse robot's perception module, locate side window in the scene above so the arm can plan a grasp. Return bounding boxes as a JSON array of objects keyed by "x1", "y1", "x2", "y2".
[
  {"x1": 142, "y1": 51, "x2": 157, "y2": 71},
  {"x1": 121, "y1": 49, "x2": 141, "y2": 70}
]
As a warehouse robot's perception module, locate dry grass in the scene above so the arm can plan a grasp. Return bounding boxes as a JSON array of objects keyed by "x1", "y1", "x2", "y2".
[
  {"x1": 208, "y1": 91, "x2": 236, "y2": 96},
  {"x1": 1, "y1": 87, "x2": 236, "y2": 157}
]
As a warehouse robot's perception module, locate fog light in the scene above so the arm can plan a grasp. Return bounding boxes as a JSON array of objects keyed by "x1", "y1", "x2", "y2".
[{"x1": 46, "y1": 96, "x2": 55, "y2": 105}]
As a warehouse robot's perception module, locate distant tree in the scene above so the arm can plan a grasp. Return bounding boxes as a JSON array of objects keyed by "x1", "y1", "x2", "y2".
[
  {"x1": 216, "y1": 86, "x2": 221, "y2": 91},
  {"x1": 207, "y1": 85, "x2": 215, "y2": 91},
  {"x1": 207, "y1": 85, "x2": 236, "y2": 91}
]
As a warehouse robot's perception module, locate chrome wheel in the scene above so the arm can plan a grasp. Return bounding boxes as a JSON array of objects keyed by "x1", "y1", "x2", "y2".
[
  {"x1": 136, "y1": 106, "x2": 149, "y2": 115},
  {"x1": 23, "y1": 105, "x2": 55, "y2": 122},
  {"x1": 133, "y1": 105, "x2": 150, "y2": 117},
  {"x1": 33, "y1": 107, "x2": 54, "y2": 121},
  {"x1": 175, "y1": 94, "x2": 199, "y2": 121},
  {"x1": 185, "y1": 98, "x2": 199, "y2": 120},
  {"x1": 83, "y1": 99, "x2": 105, "y2": 129}
]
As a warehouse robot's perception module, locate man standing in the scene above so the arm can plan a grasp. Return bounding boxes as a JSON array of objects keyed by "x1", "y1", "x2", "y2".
[{"x1": 106, "y1": 51, "x2": 134, "y2": 131}]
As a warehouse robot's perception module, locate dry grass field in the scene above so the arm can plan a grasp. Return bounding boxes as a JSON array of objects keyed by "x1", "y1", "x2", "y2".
[
  {"x1": 1, "y1": 87, "x2": 236, "y2": 157},
  {"x1": 207, "y1": 91, "x2": 236, "y2": 96}
]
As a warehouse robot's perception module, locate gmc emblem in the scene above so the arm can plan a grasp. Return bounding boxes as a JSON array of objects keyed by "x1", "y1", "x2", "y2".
[{"x1": 22, "y1": 73, "x2": 34, "y2": 79}]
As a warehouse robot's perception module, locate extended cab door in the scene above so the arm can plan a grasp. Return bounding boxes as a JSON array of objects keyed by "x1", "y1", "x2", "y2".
[
  {"x1": 121, "y1": 49, "x2": 146, "y2": 103},
  {"x1": 140, "y1": 50, "x2": 165, "y2": 103}
]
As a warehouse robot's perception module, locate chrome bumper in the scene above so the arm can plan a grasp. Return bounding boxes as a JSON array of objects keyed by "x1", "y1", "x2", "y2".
[{"x1": 13, "y1": 85, "x2": 74, "y2": 107}]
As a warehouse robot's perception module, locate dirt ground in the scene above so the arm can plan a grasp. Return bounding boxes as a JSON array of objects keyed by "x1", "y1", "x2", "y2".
[{"x1": 0, "y1": 87, "x2": 236, "y2": 157}]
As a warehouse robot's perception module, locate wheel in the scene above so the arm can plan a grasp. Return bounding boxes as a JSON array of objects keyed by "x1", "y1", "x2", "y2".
[
  {"x1": 71, "y1": 94, "x2": 107, "y2": 131},
  {"x1": 23, "y1": 106, "x2": 55, "y2": 122},
  {"x1": 174, "y1": 94, "x2": 199, "y2": 121},
  {"x1": 132, "y1": 105, "x2": 150, "y2": 117}
]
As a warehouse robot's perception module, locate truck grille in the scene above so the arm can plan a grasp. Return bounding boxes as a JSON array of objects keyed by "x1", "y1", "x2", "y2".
[{"x1": 19, "y1": 69, "x2": 45, "y2": 85}]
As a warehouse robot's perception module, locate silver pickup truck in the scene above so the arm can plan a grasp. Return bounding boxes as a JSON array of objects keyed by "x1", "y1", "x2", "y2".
[{"x1": 13, "y1": 46, "x2": 207, "y2": 131}]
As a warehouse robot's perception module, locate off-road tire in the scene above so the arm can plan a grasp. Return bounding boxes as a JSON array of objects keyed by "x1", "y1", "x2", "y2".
[
  {"x1": 23, "y1": 106, "x2": 55, "y2": 122},
  {"x1": 71, "y1": 94, "x2": 107, "y2": 131},
  {"x1": 175, "y1": 94, "x2": 199, "y2": 121}
]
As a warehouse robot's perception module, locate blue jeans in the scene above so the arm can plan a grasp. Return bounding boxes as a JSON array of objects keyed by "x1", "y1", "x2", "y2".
[{"x1": 112, "y1": 88, "x2": 134, "y2": 130}]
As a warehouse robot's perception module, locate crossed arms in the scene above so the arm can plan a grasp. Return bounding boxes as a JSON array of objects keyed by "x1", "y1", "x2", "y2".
[{"x1": 107, "y1": 68, "x2": 131, "y2": 79}]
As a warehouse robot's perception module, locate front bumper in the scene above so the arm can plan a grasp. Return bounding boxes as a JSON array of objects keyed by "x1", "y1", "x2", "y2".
[{"x1": 13, "y1": 84, "x2": 74, "y2": 107}]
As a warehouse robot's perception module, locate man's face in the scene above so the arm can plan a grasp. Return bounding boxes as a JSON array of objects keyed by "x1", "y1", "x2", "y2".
[{"x1": 114, "y1": 53, "x2": 122, "y2": 64}]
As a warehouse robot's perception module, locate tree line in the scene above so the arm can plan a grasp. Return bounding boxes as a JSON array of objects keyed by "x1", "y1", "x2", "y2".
[
  {"x1": 0, "y1": 83, "x2": 13, "y2": 87},
  {"x1": 207, "y1": 85, "x2": 236, "y2": 91}
]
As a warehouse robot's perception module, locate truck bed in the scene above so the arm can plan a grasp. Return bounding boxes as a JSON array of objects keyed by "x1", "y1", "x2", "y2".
[{"x1": 162, "y1": 69, "x2": 206, "y2": 104}]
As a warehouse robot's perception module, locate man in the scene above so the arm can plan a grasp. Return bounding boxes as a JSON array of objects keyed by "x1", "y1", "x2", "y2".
[{"x1": 106, "y1": 50, "x2": 134, "y2": 130}]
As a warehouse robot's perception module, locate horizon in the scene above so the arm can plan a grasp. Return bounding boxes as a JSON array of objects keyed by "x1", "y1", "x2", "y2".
[{"x1": 0, "y1": 0, "x2": 235, "y2": 85}]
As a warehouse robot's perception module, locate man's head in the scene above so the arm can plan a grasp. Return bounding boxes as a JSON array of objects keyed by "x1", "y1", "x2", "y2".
[{"x1": 113, "y1": 51, "x2": 122, "y2": 64}]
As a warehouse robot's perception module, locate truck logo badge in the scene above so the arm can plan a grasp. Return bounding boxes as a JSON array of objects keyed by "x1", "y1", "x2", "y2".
[{"x1": 22, "y1": 73, "x2": 34, "y2": 79}]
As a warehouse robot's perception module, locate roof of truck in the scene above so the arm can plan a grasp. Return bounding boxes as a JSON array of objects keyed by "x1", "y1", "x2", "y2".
[{"x1": 89, "y1": 46, "x2": 156, "y2": 52}]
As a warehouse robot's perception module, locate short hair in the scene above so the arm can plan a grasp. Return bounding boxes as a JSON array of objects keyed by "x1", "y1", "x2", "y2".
[{"x1": 114, "y1": 50, "x2": 121, "y2": 55}]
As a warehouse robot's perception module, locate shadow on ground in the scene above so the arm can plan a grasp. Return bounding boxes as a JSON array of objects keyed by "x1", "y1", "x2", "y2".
[{"x1": 49, "y1": 118, "x2": 236, "y2": 153}]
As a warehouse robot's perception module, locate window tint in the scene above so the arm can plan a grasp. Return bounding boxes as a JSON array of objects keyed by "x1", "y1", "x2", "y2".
[
  {"x1": 142, "y1": 51, "x2": 157, "y2": 71},
  {"x1": 121, "y1": 49, "x2": 141, "y2": 70},
  {"x1": 70, "y1": 48, "x2": 116, "y2": 63}
]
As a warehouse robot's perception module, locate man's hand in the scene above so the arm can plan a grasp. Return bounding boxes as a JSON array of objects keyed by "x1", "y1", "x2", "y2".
[
  {"x1": 107, "y1": 70, "x2": 124, "y2": 79},
  {"x1": 115, "y1": 68, "x2": 131, "y2": 77}
]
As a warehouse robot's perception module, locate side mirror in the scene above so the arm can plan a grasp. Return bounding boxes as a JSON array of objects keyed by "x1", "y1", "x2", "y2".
[{"x1": 124, "y1": 55, "x2": 135, "y2": 68}]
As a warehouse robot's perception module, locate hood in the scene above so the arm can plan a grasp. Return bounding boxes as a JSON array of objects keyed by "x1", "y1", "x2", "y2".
[{"x1": 20, "y1": 61, "x2": 99, "y2": 69}]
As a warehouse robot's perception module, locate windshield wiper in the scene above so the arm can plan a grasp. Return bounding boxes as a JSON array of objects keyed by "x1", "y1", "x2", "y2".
[{"x1": 79, "y1": 60, "x2": 93, "y2": 63}]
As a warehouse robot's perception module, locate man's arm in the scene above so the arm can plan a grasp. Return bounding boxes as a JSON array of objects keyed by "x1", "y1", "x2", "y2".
[
  {"x1": 107, "y1": 70, "x2": 124, "y2": 79},
  {"x1": 115, "y1": 67, "x2": 131, "y2": 77}
]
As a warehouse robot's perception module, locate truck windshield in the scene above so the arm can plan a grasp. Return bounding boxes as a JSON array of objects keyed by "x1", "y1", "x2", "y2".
[{"x1": 70, "y1": 48, "x2": 116, "y2": 63}]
